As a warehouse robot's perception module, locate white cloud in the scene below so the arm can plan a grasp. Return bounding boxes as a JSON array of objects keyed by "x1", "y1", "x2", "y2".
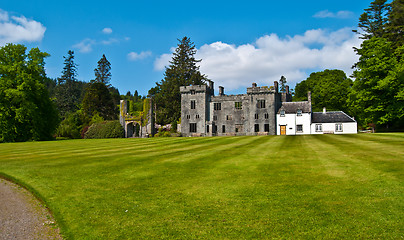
[
  {"x1": 101, "y1": 38, "x2": 119, "y2": 45},
  {"x1": 0, "y1": 9, "x2": 46, "y2": 46},
  {"x1": 154, "y1": 28, "x2": 362, "y2": 91},
  {"x1": 313, "y1": 10, "x2": 354, "y2": 19},
  {"x1": 102, "y1": 27, "x2": 112, "y2": 34},
  {"x1": 128, "y1": 51, "x2": 152, "y2": 61},
  {"x1": 73, "y1": 38, "x2": 95, "y2": 53}
]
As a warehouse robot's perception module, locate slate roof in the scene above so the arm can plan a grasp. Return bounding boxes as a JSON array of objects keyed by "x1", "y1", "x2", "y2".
[
  {"x1": 312, "y1": 111, "x2": 356, "y2": 123},
  {"x1": 278, "y1": 101, "x2": 311, "y2": 114}
]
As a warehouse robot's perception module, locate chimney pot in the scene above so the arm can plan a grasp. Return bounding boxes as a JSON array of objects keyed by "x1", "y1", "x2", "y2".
[
  {"x1": 323, "y1": 107, "x2": 326, "y2": 113},
  {"x1": 219, "y1": 86, "x2": 224, "y2": 96},
  {"x1": 252, "y1": 83, "x2": 257, "y2": 88}
]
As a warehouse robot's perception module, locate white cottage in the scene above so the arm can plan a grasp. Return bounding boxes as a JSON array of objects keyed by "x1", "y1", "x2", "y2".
[{"x1": 276, "y1": 92, "x2": 357, "y2": 135}]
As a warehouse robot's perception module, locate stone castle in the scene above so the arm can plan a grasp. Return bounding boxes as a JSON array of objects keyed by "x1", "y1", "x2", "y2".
[{"x1": 180, "y1": 81, "x2": 292, "y2": 137}]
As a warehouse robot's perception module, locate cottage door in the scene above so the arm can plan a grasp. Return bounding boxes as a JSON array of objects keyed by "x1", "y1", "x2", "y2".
[{"x1": 280, "y1": 125, "x2": 286, "y2": 135}]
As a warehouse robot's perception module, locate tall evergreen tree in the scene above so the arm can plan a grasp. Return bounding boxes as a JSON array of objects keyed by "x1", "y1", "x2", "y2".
[
  {"x1": 150, "y1": 37, "x2": 208, "y2": 126},
  {"x1": 54, "y1": 50, "x2": 84, "y2": 117},
  {"x1": 94, "y1": 54, "x2": 111, "y2": 86},
  {"x1": 354, "y1": 0, "x2": 389, "y2": 39},
  {"x1": 279, "y1": 76, "x2": 287, "y2": 93}
]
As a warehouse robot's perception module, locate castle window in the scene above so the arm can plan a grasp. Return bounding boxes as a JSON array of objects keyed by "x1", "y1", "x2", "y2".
[
  {"x1": 214, "y1": 102, "x2": 221, "y2": 110},
  {"x1": 196, "y1": 114, "x2": 200, "y2": 119},
  {"x1": 226, "y1": 115, "x2": 232, "y2": 120},
  {"x1": 257, "y1": 99, "x2": 266, "y2": 108},
  {"x1": 315, "y1": 124, "x2": 322, "y2": 132},
  {"x1": 207, "y1": 125, "x2": 209, "y2": 133},
  {"x1": 280, "y1": 110, "x2": 285, "y2": 117},
  {"x1": 264, "y1": 124, "x2": 269, "y2": 132},
  {"x1": 191, "y1": 100, "x2": 196, "y2": 109},
  {"x1": 235, "y1": 102, "x2": 242, "y2": 109},
  {"x1": 186, "y1": 115, "x2": 190, "y2": 119},
  {"x1": 190, "y1": 123, "x2": 197, "y2": 133},
  {"x1": 222, "y1": 125, "x2": 226, "y2": 133},
  {"x1": 335, "y1": 123, "x2": 343, "y2": 132},
  {"x1": 264, "y1": 113, "x2": 269, "y2": 119},
  {"x1": 254, "y1": 124, "x2": 260, "y2": 132},
  {"x1": 190, "y1": 90, "x2": 196, "y2": 95},
  {"x1": 255, "y1": 114, "x2": 259, "y2": 119},
  {"x1": 297, "y1": 124, "x2": 303, "y2": 132},
  {"x1": 297, "y1": 109, "x2": 302, "y2": 116},
  {"x1": 213, "y1": 115, "x2": 218, "y2": 121}
]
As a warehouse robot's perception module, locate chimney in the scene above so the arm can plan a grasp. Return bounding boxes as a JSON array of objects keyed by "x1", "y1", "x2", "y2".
[
  {"x1": 286, "y1": 85, "x2": 289, "y2": 94},
  {"x1": 208, "y1": 80, "x2": 214, "y2": 89},
  {"x1": 323, "y1": 107, "x2": 326, "y2": 113},
  {"x1": 308, "y1": 91, "x2": 311, "y2": 103},
  {"x1": 252, "y1": 83, "x2": 257, "y2": 88},
  {"x1": 219, "y1": 86, "x2": 224, "y2": 96},
  {"x1": 274, "y1": 81, "x2": 278, "y2": 93}
]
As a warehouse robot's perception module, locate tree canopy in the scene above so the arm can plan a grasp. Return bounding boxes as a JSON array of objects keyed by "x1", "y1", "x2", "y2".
[
  {"x1": 94, "y1": 54, "x2": 111, "y2": 86},
  {"x1": 150, "y1": 37, "x2": 208, "y2": 126},
  {"x1": 0, "y1": 44, "x2": 59, "y2": 142},
  {"x1": 294, "y1": 69, "x2": 353, "y2": 113}
]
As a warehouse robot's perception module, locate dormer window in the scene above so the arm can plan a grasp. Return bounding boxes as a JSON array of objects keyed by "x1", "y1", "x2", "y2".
[
  {"x1": 297, "y1": 109, "x2": 302, "y2": 116},
  {"x1": 280, "y1": 110, "x2": 285, "y2": 117}
]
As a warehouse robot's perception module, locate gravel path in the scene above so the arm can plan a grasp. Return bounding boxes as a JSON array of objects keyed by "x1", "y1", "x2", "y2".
[{"x1": 0, "y1": 179, "x2": 62, "y2": 240}]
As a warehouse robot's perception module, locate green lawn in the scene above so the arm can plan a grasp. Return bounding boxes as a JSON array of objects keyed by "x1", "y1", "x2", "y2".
[{"x1": 0, "y1": 134, "x2": 403, "y2": 239}]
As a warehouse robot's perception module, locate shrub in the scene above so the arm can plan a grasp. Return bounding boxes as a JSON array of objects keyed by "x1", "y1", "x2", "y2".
[{"x1": 84, "y1": 121, "x2": 124, "y2": 139}]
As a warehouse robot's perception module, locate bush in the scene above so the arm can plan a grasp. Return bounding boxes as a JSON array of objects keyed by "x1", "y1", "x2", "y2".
[
  {"x1": 55, "y1": 112, "x2": 83, "y2": 139},
  {"x1": 84, "y1": 121, "x2": 124, "y2": 139}
]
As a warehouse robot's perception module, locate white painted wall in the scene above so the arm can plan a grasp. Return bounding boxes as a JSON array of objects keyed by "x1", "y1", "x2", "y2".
[
  {"x1": 310, "y1": 122, "x2": 357, "y2": 134},
  {"x1": 277, "y1": 113, "x2": 311, "y2": 135}
]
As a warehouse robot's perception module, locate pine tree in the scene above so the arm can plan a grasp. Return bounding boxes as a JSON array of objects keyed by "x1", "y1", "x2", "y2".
[
  {"x1": 279, "y1": 76, "x2": 287, "y2": 93},
  {"x1": 150, "y1": 37, "x2": 208, "y2": 126},
  {"x1": 94, "y1": 54, "x2": 111, "y2": 86},
  {"x1": 386, "y1": 0, "x2": 404, "y2": 49},
  {"x1": 54, "y1": 50, "x2": 84, "y2": 117},
  {"x1": 354, "y1": 0, "x2": 389, "y2": 39}
]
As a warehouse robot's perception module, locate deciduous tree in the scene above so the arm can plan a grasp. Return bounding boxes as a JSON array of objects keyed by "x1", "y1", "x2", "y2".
[
  {"x1": 0, "y1": 44, "x2": 59, "y2": 142},
  {"x1": 294, "y1": 69, "x2": 353, "y2": 113}
]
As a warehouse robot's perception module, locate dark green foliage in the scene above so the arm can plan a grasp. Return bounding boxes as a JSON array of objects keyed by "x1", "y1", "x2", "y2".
[
  {"x1": 350, "y1": 38, "x2": 404, "y2": 128},
  {"x1": 150, "y1": 37, "x2": 208, "y2": 125},
  {"x1": 84, "y1": 120, "x2": 124, "y2": 139},
  {"x1": 294, "y1": 69, "x2": 353, "y2": 113},
  {"x1": 55, "y1": 111, "x2": 83, "y2": 139},
  {"x1": 82, "y1": 82, "x2": 117, "y2": 121},
  {"x1": 54, "y1": 50, "x2": 85, "y2": 117},
  {"x1": 94, "y1": 54, "x2": 111, "y2": 86},
  {"x1": 279, "y1": 76, "x2": 287, "y2": 93},
  {"x1": 0, "y1": 44, "x2": 59, "y2": 142},
  {"x1": 386, "y1": 0, "x2": 404, "y2": 49}
]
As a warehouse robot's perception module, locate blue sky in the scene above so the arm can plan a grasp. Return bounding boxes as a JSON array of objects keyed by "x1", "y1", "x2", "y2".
[{"x1": 1, "y1": 0, "x2": 371, "y2": 96}]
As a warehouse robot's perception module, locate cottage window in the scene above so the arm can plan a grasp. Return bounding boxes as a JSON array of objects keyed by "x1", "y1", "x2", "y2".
[
  {"x1": 280, "y1": 110, "x2": 285, "y2": 117},
  {"x1": 297, "y1": 109, "x2": 302, "y2": 116},
  {"x1": 296, "y1": 124, "x2": 303, "y2": 132},
  {"x1": 214, "y1": 102, "x2": 221, "y2": 110},
  {"x1": 254, "y1": 124, "x2": 260, "y2": 132},
  {"x1": 191, "y1": 100, "x2": 196, "y2": 109},
  {"x1": 315, "y1": 124, "x2": 322, "y2": 132},
  {"x1": 235, "y1": 102, "x2": 242, "y2": 109},
  {"x1": 335, "y1": 123, "x2": 343, "y2": 132},
  {"x1": 257, "y1": 99, "x2": 266, "y2": 108},
  {"x1": 190, "y1": 123, "x2": 197, "y2": 133}
]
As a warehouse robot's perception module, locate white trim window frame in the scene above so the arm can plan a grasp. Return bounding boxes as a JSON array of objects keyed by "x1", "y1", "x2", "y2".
[
  {"x1": 335, "y1": 123, "x2": 343, "y2": 132},
  {"x1": 315, "y1": 124, "x2": 323, "y2": 132}
]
